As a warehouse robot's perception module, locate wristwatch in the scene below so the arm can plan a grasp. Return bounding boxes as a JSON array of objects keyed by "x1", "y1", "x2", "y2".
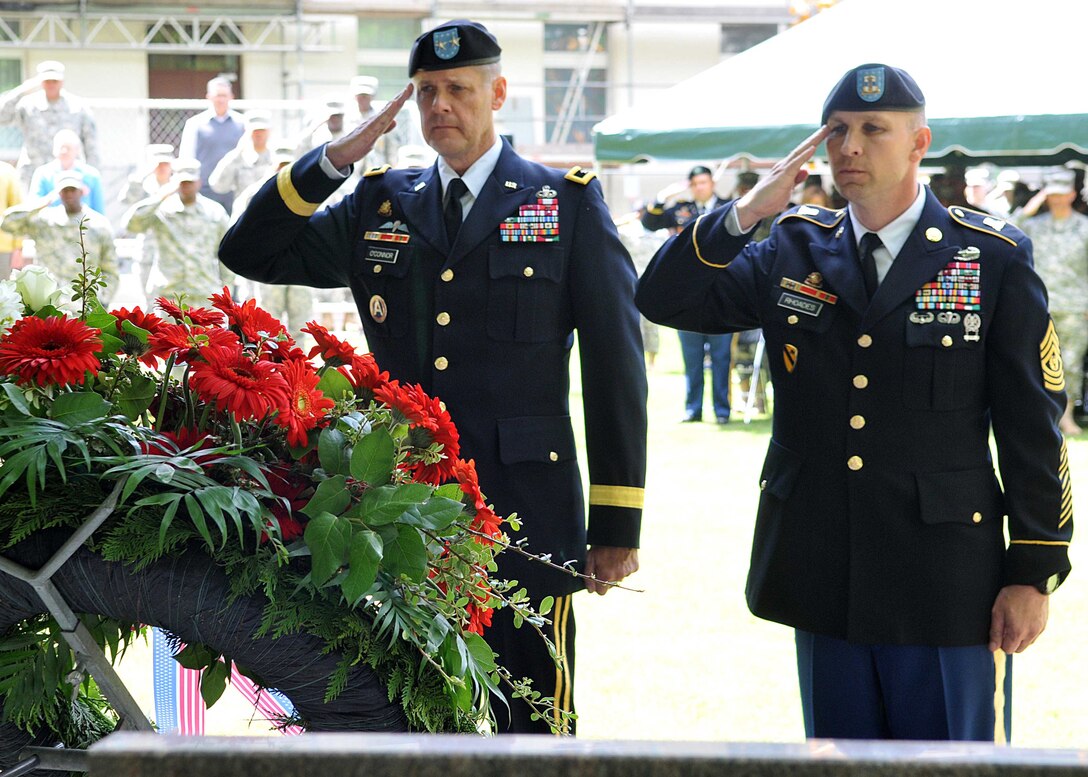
[{"x1": 1034, "y1": 573, "x2": 1062, "y2": 595}]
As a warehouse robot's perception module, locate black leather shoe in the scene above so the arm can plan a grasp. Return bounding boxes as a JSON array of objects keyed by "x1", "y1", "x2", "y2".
[
  {"x1": 715, "y1": 415, "x2": 730, "y2": 425},
  {"x1": 681, "y1": 412, "x2": 702, "y2": 423}
]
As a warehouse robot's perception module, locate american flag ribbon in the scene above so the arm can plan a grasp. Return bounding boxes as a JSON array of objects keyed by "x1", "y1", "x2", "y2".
[{"x1": 151, "y1": 627, "x2": 302, "y2": 735}]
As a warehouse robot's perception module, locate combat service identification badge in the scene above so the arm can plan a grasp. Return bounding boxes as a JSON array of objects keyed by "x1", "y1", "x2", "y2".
[
  {"x1": 783, "y1": 344, "x2": 798, "y2": 373},
  {"x1": 369, "y1": 295, "x2": 388, "y2": 324}
]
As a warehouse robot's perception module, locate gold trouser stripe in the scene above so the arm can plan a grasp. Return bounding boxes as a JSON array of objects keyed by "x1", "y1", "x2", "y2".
[
  {"x1": 993, "y1": 651, "x2": 1008, "y2": 744},
  {"x1": 551, "y1": 595, "x2": 572, "y2": 735},
  {"x1": 1009, "y1": 539, "x2": 1071, "y2": 547},
  {"x1": 589, "y1": 485, "x2": 645, "y2": 510},
  {"x1": 276, "y1": 163, "x2": 320, "y2": 218}
]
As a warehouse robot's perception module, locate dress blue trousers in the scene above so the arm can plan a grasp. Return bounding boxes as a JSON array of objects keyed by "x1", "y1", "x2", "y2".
[
  {"x1": 796, "y1": 630, "x2": 1012, "y2": 741},
  {"x1": 678, "y1": 330, "x2": 733, "y2": 419}
]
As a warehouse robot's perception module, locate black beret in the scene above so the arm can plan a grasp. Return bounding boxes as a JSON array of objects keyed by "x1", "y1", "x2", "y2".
[
  {"x1": 821, "y1": 63, "x2": 925, "y2": 124},
  {"x1": 688, "y1": 165, "x2": 713, "y2": 179},
  {"x1": 408, "y1": 20, "x2": 502, "y2": 77}
]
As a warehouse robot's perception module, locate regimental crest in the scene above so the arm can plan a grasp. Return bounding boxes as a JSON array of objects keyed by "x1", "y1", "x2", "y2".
[
  {"x1": 378, "y1": 200, "x2": 392, "y2": 217},
  {"x1": 433, "y1": 28, "x2": 461, "y2": 60},
  {"x1": 857, "y1": 67, "x2": 885, "y2": 103},
  {"x1": 1040, "y1": 318, "x2": 1066, "y2": 393}
]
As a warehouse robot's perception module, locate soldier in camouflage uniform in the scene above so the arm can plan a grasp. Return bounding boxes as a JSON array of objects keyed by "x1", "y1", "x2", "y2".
[
  {"x1": 209, "y1": 111, "x2": 275, "y2": 202},
  {"x1": 0, "y1": 61, "x2": 98, "y2": 191},
  {"x1": 122, "y1": 159, "x2": 232, "y2": 302},
  {"x1": 0, "y1": 168, "x2": 116, "y2": 303},
  {"x1": 1020, "y1": 168, "x2": 1088, "y2": 435}
]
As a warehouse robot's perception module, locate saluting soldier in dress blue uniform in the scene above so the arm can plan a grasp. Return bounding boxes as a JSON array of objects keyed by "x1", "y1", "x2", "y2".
[
  {"x1": 637, "y1": 63, "x2": 1072, "y2": 741},
  {"x1": 218, "y1": 20, "x2": 647, "y2": 735}
]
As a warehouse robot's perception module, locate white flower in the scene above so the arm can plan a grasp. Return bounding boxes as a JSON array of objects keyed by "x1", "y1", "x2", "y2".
[
  {"x1": 12, "y1": 265, "x2": 68, "y2": 312},
  {"x1": 0, "y1": 280, "x2": 21, "y2": 336}
]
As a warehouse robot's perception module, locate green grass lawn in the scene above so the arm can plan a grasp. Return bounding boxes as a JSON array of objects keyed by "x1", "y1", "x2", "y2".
[{"x1": 570, "y1": 331, "x2": 1088, "y2": 747}]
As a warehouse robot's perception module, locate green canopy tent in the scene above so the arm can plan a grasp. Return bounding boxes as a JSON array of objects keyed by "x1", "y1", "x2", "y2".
[{"x1": 594, "y1": 0, "x2": 1088, "y2": 167}]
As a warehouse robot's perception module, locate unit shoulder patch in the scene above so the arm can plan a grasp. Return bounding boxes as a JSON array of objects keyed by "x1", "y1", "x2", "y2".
[
  {"x1": 776, "y1": 204, "x2": 846, "y2": 229},
  {"x1": 564, "y1": 166, "x2": 597, "y2": 185},
  {"x1": 947, "y1": 206, "x2": 1023, "y2": 247},
  {"x1": 363, "y1": 164, "x2": 392, "y2": 178}
]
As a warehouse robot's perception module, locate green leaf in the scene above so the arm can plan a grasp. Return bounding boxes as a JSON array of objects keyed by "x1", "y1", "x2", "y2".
[
  {"x1": 117, "y1": 374, "x2": 157, "y2": 420},
  {"x1": 119, "y1": 318, "x2": 150, "y2": 343},
  {"x1": 349, "y1": 428, "x2": 394, "y2": 486},
  {"x1": 341, "y1": 529, "x2": 383, "y2": 605},
  {"x1": 316, "y1": 367, "x2": 354, "y2": 401},
  {"x1": 301, "y1": 474, "x2": 350, "y2": 519},
  {"x1": 538, "y1": 596, "x2": 554, "y2": 617},
  {"x1": 407, "y1": 496, "x2": 464, "y2": 532},
  {"x1": 199, "y1": 660, "x2": 230, "y2": 707},
  {"x1": 379, "y1": 523, "x2": 427, "y2": 582},
  {"x1": 317, "y1": 427, "x2": 350, "y2": 476},
  {"x1": 435, "y1": 483, "x2": 464, "y2": 501},
  {"x1": 84, "y1": 311, "x2": 118, "y2": 332},
  {"x1": 50, "y1": 392, "x2": 111, "y2": 426},
  {"x1": 96, "y1": 332, "x2": 126, "y2": 357},
  {"x1": 464, "y1": 632, "x2": 497, "y2": 674},
  {"x1": 174, "y1": 643, "x2": 220, "y2": 670},
  {"x1": 357, "y1": 483, "x2": 433, "y2": 526},
  {"x1": 304, "y1": 511, "x2": 352, "y2": 585},
  {"x1": 0, "y1": 383, "x2": 30, "y2": 416}
]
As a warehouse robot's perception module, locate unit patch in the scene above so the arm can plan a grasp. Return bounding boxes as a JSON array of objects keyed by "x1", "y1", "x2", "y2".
[
  {"x1": 500, "y1": 189, "x2": 559, "y2": 243},
  {"x1": 915, "y1": 260, "x2": 980, "y2": 310},
  {"x1": 1040, "y1": 318, "x2": 1065, "y2": 393},
  {"x1": 783, "y1": 344, "x2": 798, "y2": 373},
  {"x1": 778, "y1": 292, "x2": 822, "y2": 317},
  {"x1": 369, "y1": 295, "x2": 388, "y2": 324}
]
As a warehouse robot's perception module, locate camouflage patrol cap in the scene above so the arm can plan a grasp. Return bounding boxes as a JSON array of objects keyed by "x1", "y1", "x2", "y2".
[
  {"x1": 821, "y1": 63, "x2": 925, "y2": 124},
  {"x1": 408, "y1": 20, "x2": 501, "y2": 77}
]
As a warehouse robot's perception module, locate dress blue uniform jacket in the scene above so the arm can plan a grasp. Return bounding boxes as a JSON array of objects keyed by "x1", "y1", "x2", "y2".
[
  {"x1": 219, "y1": 141, "x2": 648, "y2": 595},
  {"x1": 636, "y1": 188, "x2": 1072, "y2": 646}
]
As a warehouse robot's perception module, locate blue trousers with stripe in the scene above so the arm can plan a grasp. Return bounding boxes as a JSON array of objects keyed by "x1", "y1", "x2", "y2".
[{"x1": 796, "y1": 630, "x2": 1012, "y2": 741}]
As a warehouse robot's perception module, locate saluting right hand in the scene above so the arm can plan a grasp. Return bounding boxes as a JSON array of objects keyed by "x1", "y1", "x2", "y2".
[
  {"x1": 326, "y1": 84, "x2": 414, "y2": 171},
  {"x1": 734, "y1": 125, "x2": 830, "y2": 232}
]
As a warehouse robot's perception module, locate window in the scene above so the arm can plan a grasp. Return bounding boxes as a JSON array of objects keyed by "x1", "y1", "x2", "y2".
[
  {"x1": 358, "y1": 19, "x2": 420, "y2": 51},
  {"x1": 720, "y1": 23, "x2": 779, "y2": 55},
  {"x1": 544, "y1": 23, "x2": 607, "y2": 53},
  {"x1": 356, "y1": 65, "x2": 411, "y2": 101},
  {"x1": 544, "y1": 67, "x2": 607, "y2": 145}
]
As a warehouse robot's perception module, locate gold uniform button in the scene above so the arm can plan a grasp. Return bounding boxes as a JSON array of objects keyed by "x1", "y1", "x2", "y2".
[
  {"x1": 857, "y1": 334, "x2": 872, "y2": 348},
  {"x1": 549, "y1": 451, "x2": 559, "y2": 462},
  {"x1": 440, "y1": 269, "x2": 454, "y2": 282},
  {"x1": 847, "y1": 456, "x2": 864, "y2": 471},
  {"x1": 787, "y1": 315, "x2": 799, "y2": 325},
  {"x1": 972, "y1": 511, "x2": 983, "y2": 524},
  {"x1": 436, "y1": 311, "x2": 451, "y2": 326},
  {"x1": 372, "y1": 264, "x2": 382, "y2": 274},
  {"x1": 850, "y1": 415, "x2": 866, "y2": 430},
  {"x1": 434, "y1": 356, "x2": 448, "y2": 371},
  {"x1": 941, "y1": 335, "x2": 953, "y2": 347},
  {"x1": 853, "y1": 374, "x2": 869, "y2": 389},
  {"x1": 523, "y1": 266, "x2": 535, "y2": 278}
]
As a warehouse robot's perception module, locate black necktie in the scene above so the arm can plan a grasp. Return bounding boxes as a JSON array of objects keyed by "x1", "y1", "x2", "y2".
[
  {"x1": 444, "y1": 178, "x2": 467, "y2": 244},
  {"x1": 859, "y1": 232, "x2": 882, "y2": 300}
]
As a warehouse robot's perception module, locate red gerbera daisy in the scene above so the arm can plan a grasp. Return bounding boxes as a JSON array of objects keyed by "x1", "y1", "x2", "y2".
[
  {"x1": 272, "y1": 358, "x2": 336, "y2": 447},
  {"x1": 452, "y1": 458, "x2": 503, "y2": 544},
  {"x1": 0, "y1": 316, "x2": 102, "y2": 387},
  {"x1": 302, "y1": 320, "x2": 357, "y2": 367},
  {"x1": 465, "y1": 582, "x2": 494, "y2": 635},
  {"x1": 155, "y1": 297, "x2": 225, "y2": 327},
  {"x1": 375, "y1": 381, "x2": 460, "y2": 484},
  {"x1": 189, "y1": 344, "x2": 290, "y2": 422},
  {"x1": 209, "y1": 287, "x2": 290, "y2": 347},
  {"x1": 344, "y1": 351, "x2": 389, "y2": 392},
  {"x1": 149, "y1": 324, "x2": 240, "y2": 364},
  {"x1": 110, "y1": 306, "x2": 167, "y2": 367}
]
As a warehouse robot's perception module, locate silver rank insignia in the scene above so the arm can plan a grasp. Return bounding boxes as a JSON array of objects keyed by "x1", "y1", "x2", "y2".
[
  {"x1": 504, "y1": 180, "x2": 518, "y2": 189},
  {"x1": 536, "y1": 184, "x2": 557, "y2": 199},
  {"x1": 964, "y1": 313, "x2": 981, "y2": 342}
]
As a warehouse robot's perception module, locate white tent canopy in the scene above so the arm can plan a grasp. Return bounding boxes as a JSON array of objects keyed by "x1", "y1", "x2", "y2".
[{"x1": 594, "y1": 0, "x2": 1088, "y2": 165}]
